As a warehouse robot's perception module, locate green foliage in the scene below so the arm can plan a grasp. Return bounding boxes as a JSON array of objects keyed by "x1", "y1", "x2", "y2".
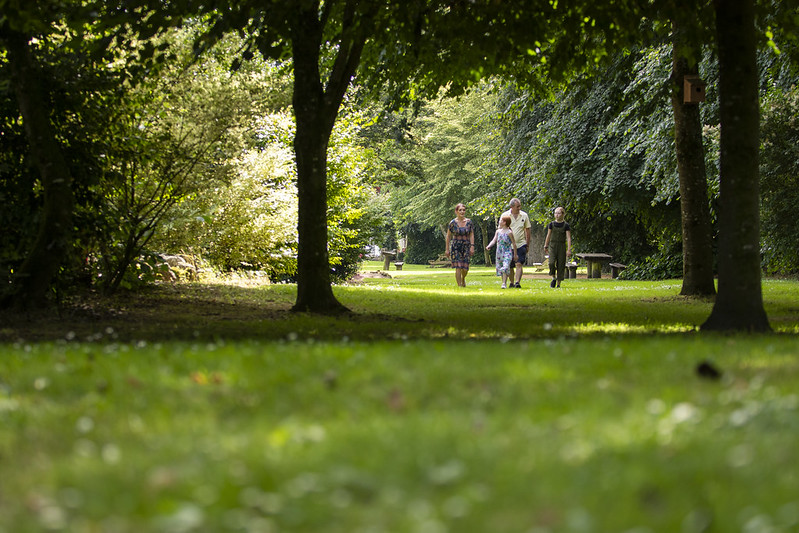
[
  {"x1": 7, "y1": 0, "x2": 799, "y2": 307},
  {"x1": 326, "y1": 110, "x2": 385, "y2": 282},
  {"x1": 477, "y1": 50, "x2": 687, "y2": 274},
  {"x1": 154, "y1": 111, "x2": 299, "y2": 278},
  {"x1": 1, "y1": 12, "x2": 267, "y2": 297},
  {"x1": 620, "y1": 237, "x2": 684, "y2": 281},
  {"x1": 372, "y1": 82, "x2": 504, "y2": 232},
  {"x1": 0, "y1": 95, "x2": 37, "y2": 284},
  {"x1": 488, "y1": 50, "x2": 674, "y2": 210},
  {"x1": 153, "y1": 95, "x2": 381, "y2": 283},
  {"x1": 760, "y1": 85, "x2": 799, "y2": 274},
  {"x1": 403, "y1": 224, "x2": 444, "y2": 264},
  {"x1": 0, "y1": 11, "x2": 127, "y2": 292},
  {"x1": 86, "y1": 28, "x2": 275, "y2": 293}
]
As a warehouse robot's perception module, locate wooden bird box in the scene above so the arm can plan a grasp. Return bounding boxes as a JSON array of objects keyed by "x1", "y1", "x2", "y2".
[{"x1": 684, "y1": 75, "x2": 707, "y2": 104}]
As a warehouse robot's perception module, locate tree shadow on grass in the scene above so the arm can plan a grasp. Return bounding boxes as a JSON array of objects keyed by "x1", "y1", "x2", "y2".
[
  {"x1": 0, "y1": 282, "x2": 422, "y2": 343},
  {"x1": 1, "y1": 279, "x2": 797, "y2": 343}
]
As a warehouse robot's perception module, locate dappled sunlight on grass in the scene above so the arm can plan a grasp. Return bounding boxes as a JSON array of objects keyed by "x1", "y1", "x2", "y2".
[{"x1": 568, "y1": 322, "x2": 697, "y2": 334}]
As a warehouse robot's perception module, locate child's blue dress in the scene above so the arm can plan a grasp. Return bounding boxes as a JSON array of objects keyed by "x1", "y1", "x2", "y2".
[{"x1": 495, "y1": 230, "x2": 513, "y2": 276}]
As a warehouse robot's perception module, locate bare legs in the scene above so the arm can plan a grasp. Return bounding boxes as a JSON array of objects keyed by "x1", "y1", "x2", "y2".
[
  {"x1": 509, "y1": 265, "x2": 523, "y2": 287},
  {"x1": 455, "y1": 268, "x2": 469, "y2": 287}
]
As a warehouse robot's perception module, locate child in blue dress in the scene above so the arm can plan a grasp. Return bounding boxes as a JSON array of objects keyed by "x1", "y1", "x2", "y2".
[{"x1": 486, "y1": 215, "x2": 518, "y2": 289}]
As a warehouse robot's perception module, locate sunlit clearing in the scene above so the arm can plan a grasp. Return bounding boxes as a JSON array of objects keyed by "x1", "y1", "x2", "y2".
[
  {"x1": 773, "y1": 324, "x2": 799, "y2": 334},
  {"x1": 372, "y1": 286, "x2": 488, "y2": 297},
  {"x1": 571, "y1": 323, "x2": 695, "y2": 334}
]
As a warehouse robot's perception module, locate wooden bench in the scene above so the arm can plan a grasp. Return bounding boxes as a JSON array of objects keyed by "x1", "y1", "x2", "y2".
[
  {"x1": 566, "y1": 262, "x2": 578, "y2": 279},
  {"x1": 609, "y1": 262, "x2": 627, "y2": 279}
]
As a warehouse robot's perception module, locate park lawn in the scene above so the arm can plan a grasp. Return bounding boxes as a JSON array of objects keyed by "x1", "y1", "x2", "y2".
[{"x1": 1, "y1": 267, "x2": 799, "y2": 532}]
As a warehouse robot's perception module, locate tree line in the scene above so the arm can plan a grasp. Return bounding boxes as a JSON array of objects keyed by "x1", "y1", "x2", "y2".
[{"x1": 2, "y1": 0, "x2": 798, "y2": 331}]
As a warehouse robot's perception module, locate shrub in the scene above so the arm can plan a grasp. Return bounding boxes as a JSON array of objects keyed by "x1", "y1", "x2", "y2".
[
  {"x1": 620, "y1": 238, "x2": 682, "y2": 280},
  {"x1": 403, "y1": 224, "x2": 444, "y2": 264}
]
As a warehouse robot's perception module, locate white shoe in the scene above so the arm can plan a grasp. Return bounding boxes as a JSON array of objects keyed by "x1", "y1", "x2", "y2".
[{"x1": 501, "y1": 283, "x2": 506, "y2": 289}]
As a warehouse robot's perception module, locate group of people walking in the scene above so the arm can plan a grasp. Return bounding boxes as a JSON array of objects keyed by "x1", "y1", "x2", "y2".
[{"x1": 445, "y1": 198, "x2": 572, "y2": 288}]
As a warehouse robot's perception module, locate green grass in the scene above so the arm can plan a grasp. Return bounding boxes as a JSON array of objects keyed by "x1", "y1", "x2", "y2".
[{"x1": 1, "y1": 267, "x2": 799, "y2": 532}]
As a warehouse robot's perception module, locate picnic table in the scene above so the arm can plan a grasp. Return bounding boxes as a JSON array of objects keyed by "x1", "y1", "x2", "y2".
[{"x1": 576, "y1": 253, "x2": 613, "y2": 278}]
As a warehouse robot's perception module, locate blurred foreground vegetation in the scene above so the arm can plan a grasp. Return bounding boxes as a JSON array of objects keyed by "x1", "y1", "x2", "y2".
[{"x1": 1, "y1": 269, "x2": 798, "y2": 532}]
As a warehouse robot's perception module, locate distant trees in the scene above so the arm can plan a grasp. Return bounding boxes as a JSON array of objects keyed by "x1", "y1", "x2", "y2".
[
  {"x1": 372, "y1": 84, "x2": 501, "y2": 264},
  {"x1": 760, "y1": 85, "x2": 799, "y2": 275},
  {"x1": 377, "y1": 50, "x2": 683, "y2": 269}
]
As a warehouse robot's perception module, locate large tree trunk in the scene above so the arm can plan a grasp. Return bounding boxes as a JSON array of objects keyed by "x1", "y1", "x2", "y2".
[
  {"x1": 290, "y1": 7, "x2": 346, "y2": 314},
  {"x1": 670, "y1": 23, "x2": 716, "y2": 297},
  {"x1": 3, "y1": 31, "x2": 75, "y2": 309},
  {"x1": 528, "y1": 224, "x2": 546, "y2": 265},
  {"x1": 289, "y1": 1, "x2": 369, "y2": 314},
  {"x1": 701, "y1": 0, "x2": 770, "y2": 331},
  {"x1": 292, "y1": 118, "x2": 348, "y2": 314}
]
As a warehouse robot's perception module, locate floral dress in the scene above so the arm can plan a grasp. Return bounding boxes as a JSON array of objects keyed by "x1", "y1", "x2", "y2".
[
  {"x1": 494, "y1": 229, "x2": 514, "y2": 276},
  {"x1": 448, "y1": 218, "x2": 473, "y2": 270}
]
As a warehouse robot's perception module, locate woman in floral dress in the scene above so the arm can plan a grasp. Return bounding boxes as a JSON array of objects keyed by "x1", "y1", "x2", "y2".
[
  {"x1": 486, "y1": 215, "x2": 518, "y2": 288},
  {"x1": 445, "y1": 203, "x2": 475, "y2": 287}
]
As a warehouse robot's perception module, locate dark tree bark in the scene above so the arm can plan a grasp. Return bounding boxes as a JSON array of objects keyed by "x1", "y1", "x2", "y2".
[
  {"x1": 479, "y1": 219, "x2": 491, "y2": 265},
  {"x1": 701, "y1": 0, "x2": 771, "y2": 331},
  {"x1": 289, "y1": 1, "x2": 370, "y2": 314},
  {"x1": 3, "y1": 30, "x2": 75, "y2": 309},
  {"x1": 670, "y1": 23, "x2": 716, "y2": 297}
]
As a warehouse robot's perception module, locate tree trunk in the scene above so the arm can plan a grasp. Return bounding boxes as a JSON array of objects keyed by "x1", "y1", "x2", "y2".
[
  {"x1": 670, "y1": 23, "x2": 716, "y2": 297},
  {"x1": 289, "y1": 1, "x2": 369, "y2": 314},
  {"x1": 479, "y1": 219, "x2": 491, "y2": 265},
  {"x1": 528, "y1": 224, "x2": 546, "y2": 265},
  {"x1": 3, "y1": 31, "x2": 75, "y2": 309},
  {"x1": 292, "y1": 121, "x2": 348, "y2": 314},
  {"x1": 701, "y1": 0, "x2": 770, "y2": 331}
]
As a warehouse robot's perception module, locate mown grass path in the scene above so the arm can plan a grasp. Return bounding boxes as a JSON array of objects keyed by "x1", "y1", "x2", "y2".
[{"x1": 1, "y1": 265, "x2": 798, "y2": 532}]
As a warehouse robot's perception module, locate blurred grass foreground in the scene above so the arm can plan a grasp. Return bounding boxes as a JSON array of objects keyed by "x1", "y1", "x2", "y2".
[{"x1": 1, "y1": 265, "x2": 798, "y2": 532}]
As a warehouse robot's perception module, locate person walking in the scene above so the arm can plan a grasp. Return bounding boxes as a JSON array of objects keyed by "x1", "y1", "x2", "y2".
[
  {"x1": 445, "y1": 203, "x2": 475, "y2": 287},
  {"x1": 486, "y1": 215, "x2": 518, "y2": 288},
  {"x1": 499, "y1": 198, "x2": 531, "y2": 288},
  {"x1": 543, "y1": 206, "x2": 572, "y2": 288}
]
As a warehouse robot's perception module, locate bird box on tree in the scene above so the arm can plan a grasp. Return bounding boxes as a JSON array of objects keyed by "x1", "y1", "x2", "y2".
[{"x1": 683, "y1": 75, "x2": 707, "y2": 104}]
